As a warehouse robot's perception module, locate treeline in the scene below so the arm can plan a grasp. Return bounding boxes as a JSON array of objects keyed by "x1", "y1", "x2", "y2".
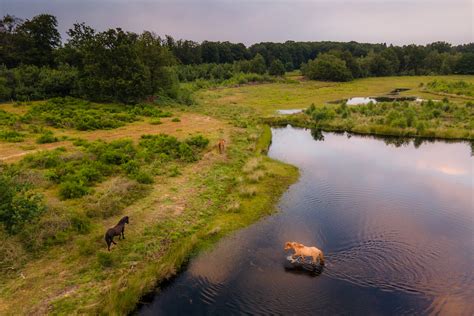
[
  {"x1": 0, "y1": 14, "x2": 180, "y2": 103},
  {"x1": 165, "y1": 38, "x2": 474, "y2": 77},
  {"x1": 1, "y1": 14, "x2": 474, "y2": 103}
]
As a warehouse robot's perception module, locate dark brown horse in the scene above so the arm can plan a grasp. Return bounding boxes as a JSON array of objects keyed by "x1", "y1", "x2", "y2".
[{"x1": 105, "y1": 216, "x2": 129, "y2": 251}]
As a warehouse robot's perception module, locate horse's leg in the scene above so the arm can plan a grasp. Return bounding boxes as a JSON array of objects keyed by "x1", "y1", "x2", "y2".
[
  {"x1": 122, "y1": 228, "x2": 125, "y2": 239},
  {"x1": 319, "y1": 253, "x2": 325, "y2": 265}
]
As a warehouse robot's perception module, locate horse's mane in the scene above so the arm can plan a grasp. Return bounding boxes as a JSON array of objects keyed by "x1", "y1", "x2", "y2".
[{"x1": 118, "y1": 216, "x2": 128, "y2": 225}]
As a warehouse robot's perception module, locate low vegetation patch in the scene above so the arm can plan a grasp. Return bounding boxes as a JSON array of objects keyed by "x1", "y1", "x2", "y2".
[
  {"x1": 426, "y1": 79, "x2": 474, "y2": 97},
  {"x1": 23, "y1": 97, "x2": 173, "y2": 131},
  {"x1": 290, "y1": 99, "x2": 474, "y2": 140}
]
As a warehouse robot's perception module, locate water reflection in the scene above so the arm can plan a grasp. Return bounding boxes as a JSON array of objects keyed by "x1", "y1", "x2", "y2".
[{"x1": 139, "y1": 127, "x2": 474, "y2": 315}]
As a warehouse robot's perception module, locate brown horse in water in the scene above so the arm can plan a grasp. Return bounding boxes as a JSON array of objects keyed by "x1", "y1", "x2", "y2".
[{"x1": 105, "y1": 216, "x2": 129, "y2": 251}]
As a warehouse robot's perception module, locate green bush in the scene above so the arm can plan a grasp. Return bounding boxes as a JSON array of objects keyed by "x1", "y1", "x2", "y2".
[
  {"x1": 185, "y1": 135, "x2": 209, "y2": 149},
  {"x1": 22, "y1": 149, "x2": 64, "y2": 169},
  {"x1": 24, "y1": 97, "x2": 138, "y2": 131},
  {"x1": 0, "y1": 173, "x2": 46, "y2": 234},
  {"x1": 133, "y1": 171, "x2": 154, "y2": 184},
  {"x1": 0, "y1": 130, "x2": 25, "y2": 142},
  {"x1": 36, "y1": 130, "x2": 58, "y2": 144},
  {"x1": 59, "y1": 180, "x2": 90, "y2": 199}
]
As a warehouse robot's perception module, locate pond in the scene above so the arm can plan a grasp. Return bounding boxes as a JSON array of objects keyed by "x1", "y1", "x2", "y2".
[
  {"x1": 346, "y1": 97, "x2": 377, "y2": 105},
  {"x1": 343, "y1": 96, "x2": 424, "y2": 105},
  {"x1": 276, "y1": 109, "x2": 304, "y2": 114},
  {"x1": 138, "y1": 126, "x2": 474, "y2": 315}
]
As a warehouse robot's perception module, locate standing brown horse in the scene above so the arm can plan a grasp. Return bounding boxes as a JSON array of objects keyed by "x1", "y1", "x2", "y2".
[
  {"x1": 105, "y1": 216, "x2": 129, "y2": 251},
  {"x1": 217, "y1": 139, "x2": 226, "y2": 154}
]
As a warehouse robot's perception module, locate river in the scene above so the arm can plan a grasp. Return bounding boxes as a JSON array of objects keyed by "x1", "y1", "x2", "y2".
[{"x1": 138, "y1": 126, "x2": 474, "y2": 315}]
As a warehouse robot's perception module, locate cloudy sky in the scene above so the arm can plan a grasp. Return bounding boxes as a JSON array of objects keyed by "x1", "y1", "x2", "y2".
[{"x1": 1, "y1": 0, "x2": 472, "y2": 45}]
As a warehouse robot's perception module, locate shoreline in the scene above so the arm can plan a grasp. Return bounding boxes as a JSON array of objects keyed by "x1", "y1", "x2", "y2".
[
  {"x1": 100, "y1": 127, "x2": 299, "y2": 314},
  {"x1": 263, "y1": 115, "x2": 474, "y2": 141}
]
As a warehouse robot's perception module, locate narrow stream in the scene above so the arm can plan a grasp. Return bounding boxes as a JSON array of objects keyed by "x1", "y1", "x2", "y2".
[{"x1": 138, "y1": 126, "x2": 474, "y2": 315}]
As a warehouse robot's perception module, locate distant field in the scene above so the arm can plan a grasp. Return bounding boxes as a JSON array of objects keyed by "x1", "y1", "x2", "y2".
[{"x1": 198, "y1": 75, "x2": 474, "y2": 115}]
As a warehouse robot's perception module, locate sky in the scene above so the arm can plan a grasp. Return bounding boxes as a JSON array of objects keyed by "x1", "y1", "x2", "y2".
[{"x1": 1, "y1": 0, "x2": 472, "y2": 46}]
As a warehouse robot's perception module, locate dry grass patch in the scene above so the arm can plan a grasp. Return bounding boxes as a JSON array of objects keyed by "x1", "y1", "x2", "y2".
[
  {"x1": 239, "y1": 186, "x2": 258, "y2": 198},
  {"x1": 242, "y1": 156, "x2": 263, "y2": 173},
  {"x1": 246, "y1": 170, "x2": 266, "y2": 183}
]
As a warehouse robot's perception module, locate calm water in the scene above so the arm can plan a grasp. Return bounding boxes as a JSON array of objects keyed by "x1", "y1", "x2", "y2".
[
  {"x1": 276, "y1": 109, "x2": 304, "y2": 115},
  {"x1": 139, "y1": 127, "x2": 474, "y2": 315},
  {"x1": 346, "y1": 97, "x2": 377, "y2": 105}
]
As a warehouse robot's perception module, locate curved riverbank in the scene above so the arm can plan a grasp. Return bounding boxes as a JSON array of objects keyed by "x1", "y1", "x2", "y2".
[{"x1": 102, "y1": 127, "x2": 299, "y2": 314}]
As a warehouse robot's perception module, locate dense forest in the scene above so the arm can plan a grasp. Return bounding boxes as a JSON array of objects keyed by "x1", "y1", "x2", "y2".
[{"x1": 1, "y1": 14, "x2": 473, "y2": 103}]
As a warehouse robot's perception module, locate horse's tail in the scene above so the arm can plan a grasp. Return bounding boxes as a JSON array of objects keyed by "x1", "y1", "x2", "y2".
[{"x1": 319, "y1": 252, "x2": 325, "y2": 265}]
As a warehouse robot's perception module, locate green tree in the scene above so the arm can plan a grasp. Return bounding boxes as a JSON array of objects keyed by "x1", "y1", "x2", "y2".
[
  {"x1": 250, "y1": 53, "x2": 267, "y2": 74},
  {"x1": 76, "y1": 28, "x2": 149, "y2": 103},
  {"x1": 368, "y1": 53, "x2": 393, "y2": 76},
  {"x1": 455, "y1": 53, "x2": 474, "y2": 74},
  {"x1": 268, "y1": 59, "x2": 285, "y2": 76},
  {"x1": 136, "y1": 31, "x2": 176, "y2": 95},
  {"x1": 304, "y1": 53, "x2": 353, "y2": 82},
  {"x1": 15, "y1": 14, "x2": 61, "y2": 66}
]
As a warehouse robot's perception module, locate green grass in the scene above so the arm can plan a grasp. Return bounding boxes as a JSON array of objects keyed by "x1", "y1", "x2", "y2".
[
  {"x1": 425, "y1": 79, "x2": 474, "y2": 97},
  {"x1": 197, "y1": 74, "x2": 474, "y2": 116}
]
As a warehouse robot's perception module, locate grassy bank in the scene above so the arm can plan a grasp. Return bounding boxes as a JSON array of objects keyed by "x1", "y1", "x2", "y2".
[
  {"x1": 0, "y1": 97, "x2": 298, "y2": 315},
  {"x1": 264, "y1": 99, "x2": 473, "y2": 140}
]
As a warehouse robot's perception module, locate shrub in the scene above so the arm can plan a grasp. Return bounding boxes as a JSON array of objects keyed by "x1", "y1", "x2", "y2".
[
  {"x1": 59, "y1": 180, "x2": 90, "y2": 199},
  {"x1": 24, "y1": 97, "x2": 138, "y2": 131},
  {"x1": 178, "y1": 143, "x2": 197, "y2": 162},
  {"x1": 85, "y1": 177, "x2": 147, "y2": 218},
  {"x1": 36, "y1": 130, "x2": 58, "y2": 144},
  {"x1": 0, "y1": 130, "x2": 25, "y2": 142},
  {"x1": 0, "y1": 174, "x2": 46, "y2": 234},
  {"x1": 185, "y1": 135, "x2": 209, "y2": 149},
  {"x1": 150, "y1": 119, "x2": 162, "y2": 125},
  {"x1": 133, "y1": 171, "x2": 154, "y2": 184},
  {"x1": 22, "y1": 149, "x2": 64, "y2": 169},
  {"x1": 0, "y1": 228, "x2": 27, "y2": 272},
  {"x1": 171, "y1": 117, "x2": 181, "y2": 122}
]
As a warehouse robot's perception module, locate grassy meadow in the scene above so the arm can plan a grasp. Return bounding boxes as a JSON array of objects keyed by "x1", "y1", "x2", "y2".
[
  {"x1": 0, "y1": 97, "x2": 298, "y2": 314},
  {"x1": 199, "y1": 74, "x2": 474, "y2": 139},
  {"x1": 0, "y1": 73, "x2": 473, "y2": 315}
]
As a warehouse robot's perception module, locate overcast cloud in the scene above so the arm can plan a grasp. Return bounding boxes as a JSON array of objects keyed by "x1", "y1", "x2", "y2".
[{"x1": 1, "y1": 0, "x2": 472, "y2": 45}]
